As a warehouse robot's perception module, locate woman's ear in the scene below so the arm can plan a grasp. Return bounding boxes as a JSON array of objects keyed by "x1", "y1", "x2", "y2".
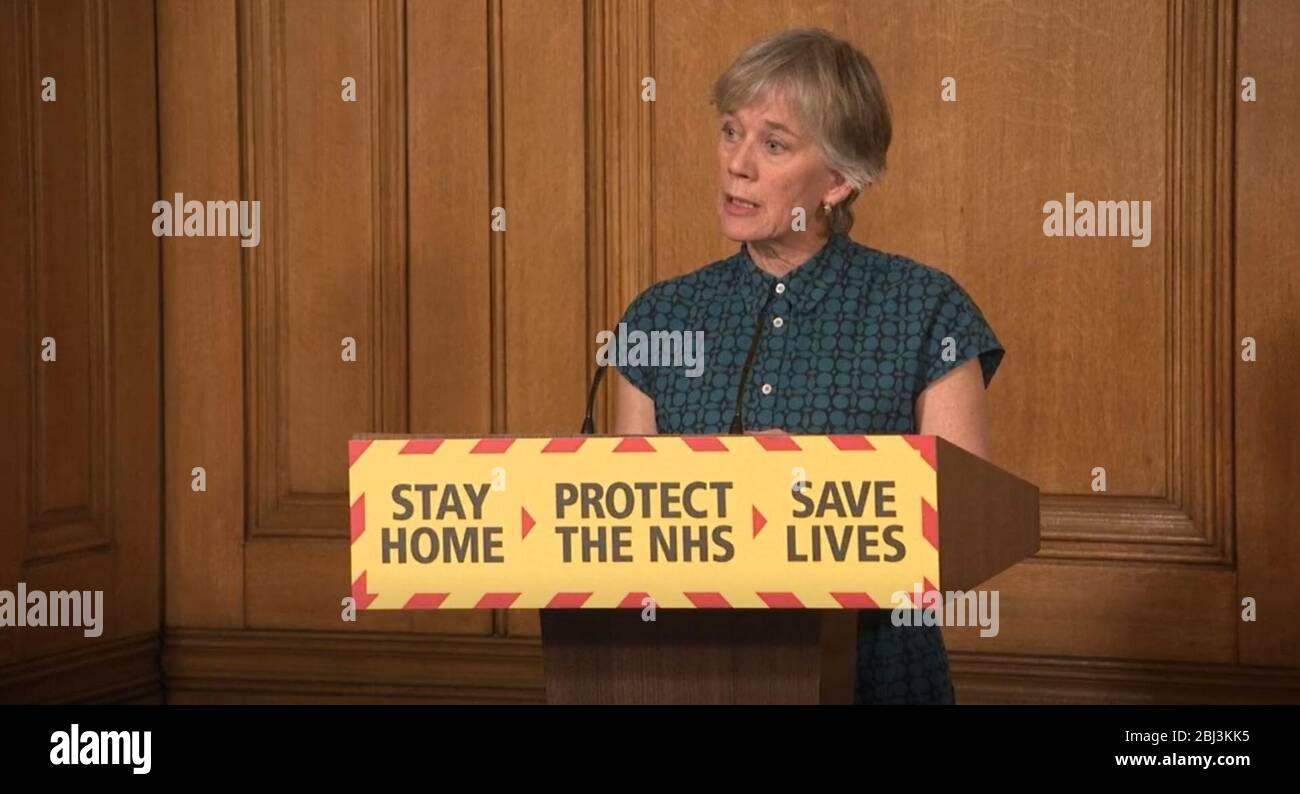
[
  {"x1": 823, "y1": 173, "x2": 854, "y2": 208},
  {"x1": 823, "y1": 181, "x2": 854, "y2": 208}
]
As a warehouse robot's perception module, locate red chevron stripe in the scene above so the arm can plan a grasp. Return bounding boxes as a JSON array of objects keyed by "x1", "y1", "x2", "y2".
[
  {"x1": 922, "y1": 498, "x2": 939, "y2": 548},
  {"x1": 752, "y1": 506, "x2": 767, "y2": 537},
  {"x1": 754, "y1": 434, "x2": 801, "y2": 451},
  {"x1": 349, "y1": 494, "x2": 365, "y2": 544},
  {"x1": 613, "y1": 436, "x2": 656, "y2": 452},
  {"x1": 399, "y1": 439, "x2": 443, "y2": 454},
  {"x1": 351, "y1": 571, "x2": 378, "y2": 610},
  {"x1": 521, "y1": 507, "x2": 535, "y2": 539},
  {"x1": 403, "y1": 593, "x2": 449, "y2": 609},
  {"x1": 831, "y1": 592, "x2": 879, "y2": 609},
  {"x1": 348, "y1": 439, "x2": 372, "y2": 467},
  {"x1": 471, "y1": 438, "x2": 514, "y2": 454},
  {"x1": 685, "y1": 592, "x2": 731, "y2": 608},
  {"x1": 546, "y1": 592, "x2": 592, "y2": 608},
  {"x1": 829, "y1": 434, "x2": 875, "y2": 451},
  {"x1": 542, "y1": 437, "x2": 586, "y2": 453},
  {"x1": 904, "y1": 434, "x2": 937, "y2": 469},
  {"x1": 758, "y1": 592, "x2": 804, "y2": 608},
  {"x1": 682, "y1": 435, "x2": 728, "y2": 452},
  {"x1": 923, "y1": 577, "x2": 940, "y2": 610},
  {"x1": 618, "y1": 592, "x2": 651, "y2": 608},
  {"x1": 475, "y1": 592, "x2": 520, "y2": 608}
]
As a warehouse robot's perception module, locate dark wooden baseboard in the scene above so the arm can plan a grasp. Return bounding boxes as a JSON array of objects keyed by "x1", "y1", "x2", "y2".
[
  {"x1": 162, "y1": 628, "x2": 545, "y2": 704},
  {"x1": 950, "y1": 651, "x2": 1300, "y2": 704},
  {"x1": 0, "y1": 633, "x2": 162, "y2": 704},
  {"x1": 160, "y1": 627, "x2": 1300, "y2": 704},
  {"x1": 5, "y1": 628, "x2": 1298, "y2": 704}
]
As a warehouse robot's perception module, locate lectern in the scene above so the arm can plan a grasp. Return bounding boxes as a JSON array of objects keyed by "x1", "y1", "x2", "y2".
[{"x1": 346, "y1": 433, "x2": 1039, "y2": 705}]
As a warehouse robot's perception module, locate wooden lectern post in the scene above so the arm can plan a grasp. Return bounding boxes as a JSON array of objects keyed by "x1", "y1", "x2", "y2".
[{"x1": 540, "y1": 609, "x2": 858, "y2": 704}]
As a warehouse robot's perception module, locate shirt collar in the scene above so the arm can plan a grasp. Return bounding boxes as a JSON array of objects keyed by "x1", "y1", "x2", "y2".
[{"x1": 735, "y1": 232, "x2": 852, "y2": 314}]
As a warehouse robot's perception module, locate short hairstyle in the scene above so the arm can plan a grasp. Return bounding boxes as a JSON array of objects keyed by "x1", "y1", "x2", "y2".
[{"x1": 711, "y1": 27, "x2": 892, "y2": 235}]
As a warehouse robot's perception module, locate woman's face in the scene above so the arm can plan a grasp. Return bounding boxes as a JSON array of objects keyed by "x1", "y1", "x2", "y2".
[{"x1": 716, "y1": 91, "x2": 847, "y2": 245}]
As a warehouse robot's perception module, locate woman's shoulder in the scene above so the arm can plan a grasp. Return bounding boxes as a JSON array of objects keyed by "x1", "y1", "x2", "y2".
[
  {"x1": 622, "y1": 254, "x2": 740, "y2": 315},
  {"x1": 845, "y1": 238, "x2": 965, "y2": 295},
  {"x1": 843, "y1": 240, "x2": 1000, "y2": 353},
  {"x1": 855, "y1": 241, "x2": 1005, "y2": 383}
]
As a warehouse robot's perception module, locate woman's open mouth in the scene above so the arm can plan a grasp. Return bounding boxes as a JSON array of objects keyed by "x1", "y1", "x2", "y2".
[{"x1": 724, "y1": 193, "x2": 761, "y2": 215}]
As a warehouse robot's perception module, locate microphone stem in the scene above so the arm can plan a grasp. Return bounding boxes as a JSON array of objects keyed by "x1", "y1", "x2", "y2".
[{"x1": 729, "y1": 280, "x2": 781, "y2": 434}]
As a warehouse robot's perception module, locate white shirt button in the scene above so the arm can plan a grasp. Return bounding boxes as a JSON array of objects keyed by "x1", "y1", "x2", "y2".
[
  {"x1": 761, "y1": 383, "x2": 773, "y2": 395},
  {"x1": 775, "y1": 283, "x2": 786, "y2": 295},
  {"x1": 772, "y1": 317, "x2": 784, "y2": 329}
]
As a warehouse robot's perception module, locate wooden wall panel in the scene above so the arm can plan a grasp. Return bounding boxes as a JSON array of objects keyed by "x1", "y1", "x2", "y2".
[
  {"x1": 159, "y1": 0, "x2": 247, "y2": 629},
  {"x1": 28, "y1": 0, "x2": 102, "y2": 533},
  {"x1": 408, "y1": 0, "x2": 492, "y2": 436},
  {"x1": 501, "y1": 0, "x2": 588, "y2": 436},
  {"x1": 160, "y1": 0, "x2": 514, "y2": 671},
  {"x1": 0, "y1": 0, "x2": 161, "y2": 700},
  {"x1": 1236, "y1": 0, "x2": 1300, "y2": 667},
  {"x1": 0, "y1": 5, "x2": 25, "y2": 666},
  {"x1": 943, "y1": 561, "x2": 1237, "y2": 662},
  {"x1": 242, "y1": 0, "x2": 406, "y2": 538}
]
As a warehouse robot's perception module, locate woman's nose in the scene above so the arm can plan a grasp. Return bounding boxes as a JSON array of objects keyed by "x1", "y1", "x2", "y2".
[{"x1": 726, "y1": 138, "x2": 756, "y2": 179}]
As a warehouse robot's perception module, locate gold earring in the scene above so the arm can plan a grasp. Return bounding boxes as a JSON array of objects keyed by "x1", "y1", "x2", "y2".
[{"x1": 823, "y1": 201, "x2": 832, "y2": 215}]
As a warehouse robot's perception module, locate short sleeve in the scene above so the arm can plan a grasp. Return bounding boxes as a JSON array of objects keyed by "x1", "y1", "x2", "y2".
[
  {"x1": 922, "y1": 275, "x2": 1005, "y2": 389},
  {"x1": 609, "y1": 285, "x2": 661, "y2": 400}
]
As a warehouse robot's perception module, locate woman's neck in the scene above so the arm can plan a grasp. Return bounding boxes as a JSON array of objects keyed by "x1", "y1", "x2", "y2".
[{"x1": 748, "y1": 232, "x2": 833, "y2": 278}]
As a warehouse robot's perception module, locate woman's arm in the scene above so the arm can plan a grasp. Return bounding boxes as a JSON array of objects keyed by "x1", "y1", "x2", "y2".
[
  {"x1": 612, "y1": 370, "x2": 657, "y2": 435},
  {"x1": 914, "y1": 357, "x2": 991, "y2": 460}
]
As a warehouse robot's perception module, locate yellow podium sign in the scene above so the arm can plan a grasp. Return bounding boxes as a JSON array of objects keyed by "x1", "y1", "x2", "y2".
[{"x1": 347, "y1": 434, "x2": 944, "y2": 610}]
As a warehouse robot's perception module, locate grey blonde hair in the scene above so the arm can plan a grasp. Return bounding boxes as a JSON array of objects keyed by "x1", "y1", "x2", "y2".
[{"x1": 711, "y1": 28, "x2": 892, "y2": 235}]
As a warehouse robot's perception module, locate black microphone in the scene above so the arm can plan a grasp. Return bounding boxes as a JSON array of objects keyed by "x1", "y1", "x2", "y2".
[
  {"x1": 728, "y1": 280, "x2": 781, "y2": 434},
  {"x1": 580, "y1": 364, "x2": 608, "y2": 435}
]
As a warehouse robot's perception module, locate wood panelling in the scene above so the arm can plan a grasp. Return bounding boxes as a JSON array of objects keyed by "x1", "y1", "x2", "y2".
[
  {"x1": 0, "y1": 0, "x2": 161, "y2": 688},
  {"x1": 245, "y1": 539, "x2": 490, "y2": 634},
  {"x1": 1236, "y1": 0, "x2": 1300, "y2": 666},
  {"x1": 942, "y1": 560, "x2": 1237, "y2": 662},
  {"x1": 407, "y1": 0, "x2": 492, "y2": 437},
  {"x1": 586, "y1": 0, "x2": 657, "y2": 436},
  {"x1": 0, "y1": 633, "x2": 162, "y2": 705},
  {"x1": 164, "y1": 628, "x2": 543, "y2": 704},
  {"x1": 242, "y1": 0, "x2": 406, "y2": 539},
  {"x1": 159, "y1": 0, "x2": 247, "y2": 628},
  {"x1": 22, "y1": 0, "x2": 110, "y2": 562},
  {"x1": 160, "y1": 0, "x2": 494, "y2": 644},
  {"x1": 950, "y1": 652, "x2": 1300, "y2": 704},
  {"x1": 501, "y1": 1, "x2": 588, "y2": 437}
]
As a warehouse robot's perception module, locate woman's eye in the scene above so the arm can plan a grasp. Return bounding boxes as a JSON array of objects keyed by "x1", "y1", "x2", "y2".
[{"x1": 766, "y1": 139, "x2": 786, "y2": 152}]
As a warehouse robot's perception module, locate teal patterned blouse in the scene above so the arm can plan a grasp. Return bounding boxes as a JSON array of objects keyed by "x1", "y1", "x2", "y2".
[{"x1": 614, "y1": 231, "x2": 1005, "y2": 704}]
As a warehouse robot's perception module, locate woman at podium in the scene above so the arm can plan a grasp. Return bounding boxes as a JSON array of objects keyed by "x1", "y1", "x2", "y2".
[{"x1": 611, "y1": 28, "x2": 1005, "y2": 705}]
